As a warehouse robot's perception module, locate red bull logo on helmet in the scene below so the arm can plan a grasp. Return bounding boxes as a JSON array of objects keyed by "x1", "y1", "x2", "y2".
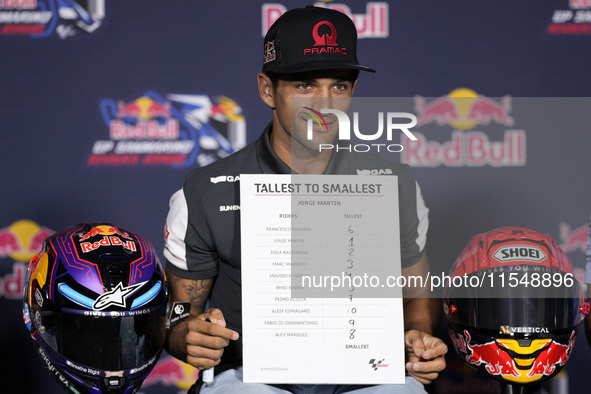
[
  {"x1": 526, "y1": 337, "x2": 572, "y2": 378},
  {"x1": 402, "y1": 88, "x2": 526, "y2": 167},
  {"x1": 80, "y1": 236, "x2": 137, "y2": 253},
  {"x1": 462, "y1": 330, "x2": 575, "y2": 384},
  {"x1": 0, "y1": 219, "x2": 53, "y2": 300},
  {"x1": 78, "y1": 225, "x2": 132, "y2": 242},
  {"x1": 464, "y1": 331, "x2": 520, "y2": 380}
]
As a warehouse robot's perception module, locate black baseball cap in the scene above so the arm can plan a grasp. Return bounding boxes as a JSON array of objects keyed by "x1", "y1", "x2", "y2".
[{"x1": 262, "y1": 5, "x2": 376, "y2": 74}]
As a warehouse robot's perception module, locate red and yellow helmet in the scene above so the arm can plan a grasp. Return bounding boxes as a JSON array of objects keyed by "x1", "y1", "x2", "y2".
[{"x1": 444, "y1": 227, "x2": 588, "y2": 384}]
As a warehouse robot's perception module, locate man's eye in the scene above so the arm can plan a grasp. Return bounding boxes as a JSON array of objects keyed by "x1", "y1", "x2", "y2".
[
  {"x1": 297, "y1": 83, "x2": 312, "y2": 90},
  {"x1": 334, "y1": 83, "x2": 348, "y2": 91}
]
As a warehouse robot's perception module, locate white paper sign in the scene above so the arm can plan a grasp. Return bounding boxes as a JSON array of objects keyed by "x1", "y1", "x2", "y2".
[{"x1": 240, "y1": 174, "x2": 405, "y2": 384}]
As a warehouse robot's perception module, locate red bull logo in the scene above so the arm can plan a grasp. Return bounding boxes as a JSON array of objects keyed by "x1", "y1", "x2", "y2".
[
  {"x1": 262, "y1": 2, "x2": 388, "y2": 38},
  {"x1": 558, "y1": 221, "x2": 587, "y2": 254},
  {"x1": 0, "y1": 219, "x2": 53, "y2": 300},
  {"x1": 462, "y1": 330, "x2": 575, "y2": 384},
  {"x1": 402, "y1": 88, "x2": 526, "y2": 167},
  {"x1": 402, "y1": 130, "x2": 525, "y2": 167},
  {"x1": 0, "y1": 219, "x2": 53, "y2": 262},
  {"x1": 264, "y1": 40, "x2": 276, "y2": 64},
  {"x1": 117, "y1": 96, "x2": 172, "y2": 120},
  {"x1": 448, "y1": 329, "x2": 467, "y2": 354},
  {"x1": 88, "y1": 92, "x2": 246, "y2": 167},
  {"x1": 77, "y1": 224, "x2": 137, "y2": 254},
  {"x1": 111, "y1": 96, "x2": 179, "y2": 141},
  {"x1": 464, "y1": 331, "x2": 520, "y2": 380},
  {"x1": 0, "y1": 263, "x2": 25, "y2": 300},
  {"x1": 78, "y1": 225, "x2": 132, "y2": 242},
  {"x1": 142, "y1": 355, "x2": 199, "y2": 390},
  {"x1": 525, "y1": 333, "x2": 574, "y2": 379},
  {"x1": 415, "y1": 89, "x2": 513, "y2": 130},
  {"x1": 571, "y1": 0, "x2": 591, "y2": 8},
  {"x1": 80, "y1": 236, "x2": 137, "y2": 253},
  {"x1": 414, "y1": 96, "x2": 459, "y2": 127}
]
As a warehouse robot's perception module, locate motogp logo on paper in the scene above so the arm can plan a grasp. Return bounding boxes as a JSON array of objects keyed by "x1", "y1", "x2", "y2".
[{"x1": 368, "y1": 358, "x2": 389, "y2": 370}]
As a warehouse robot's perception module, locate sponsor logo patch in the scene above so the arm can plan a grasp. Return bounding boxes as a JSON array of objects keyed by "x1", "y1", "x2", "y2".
[
  {"x1": 356, "y1": 169, "x2": 393, "y2": 176},
  {"x1": 492, "y1": 245, "x2": 547, "y2": 263},
  {"x1": 210, "y1": 175, "x2": 240, "y2": 184}
]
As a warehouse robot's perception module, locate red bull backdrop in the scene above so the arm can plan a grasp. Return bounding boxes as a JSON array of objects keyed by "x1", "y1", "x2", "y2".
[{"x1": 1, "y1": 1, "x2": 591, "y2": 393}]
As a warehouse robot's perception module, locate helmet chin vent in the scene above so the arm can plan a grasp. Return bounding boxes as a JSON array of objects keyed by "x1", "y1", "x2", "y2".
[{"x1": 104, "y1": 376, "x2": 124, "y2": 392}]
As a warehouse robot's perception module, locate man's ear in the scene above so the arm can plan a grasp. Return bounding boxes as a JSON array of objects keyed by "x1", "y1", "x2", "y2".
[{"x1": 257, "y1": 72, "x2": 275, "y2": 109}]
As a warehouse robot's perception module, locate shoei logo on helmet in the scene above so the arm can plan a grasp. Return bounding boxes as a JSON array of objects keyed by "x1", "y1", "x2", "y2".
[
  {"x1": 304, "y1": 21, "x2": 346, "y2": 55},
  {"x1": 93, "y1": 281, "x2": 145, "y2": 310},
  {"x1": 492, "y1": 245, "x2": 547, "y2": 263}
]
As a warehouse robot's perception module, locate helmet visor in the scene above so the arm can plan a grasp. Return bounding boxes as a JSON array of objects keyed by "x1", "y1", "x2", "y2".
[
  {"x1": 446, "y1": 268, "x2": 583, "y2": 332},
  {"x1": 38, "y1": 307, "x2": 166, "y2": 371},
  {"x1": 448, "y1": 296, "x2": 582, "y2": 333}
]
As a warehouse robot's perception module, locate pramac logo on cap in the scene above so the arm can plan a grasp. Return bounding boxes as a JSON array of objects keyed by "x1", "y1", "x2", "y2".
[
  {"x1": 304, "y1": 20, "x2": 347, "y2": 56},
  {"x1": 313, "y1": 21, "x2": 338, "y2": 46}
]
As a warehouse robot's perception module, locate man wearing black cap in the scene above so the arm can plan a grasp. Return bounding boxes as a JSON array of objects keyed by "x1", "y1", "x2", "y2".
[{"x1": 163, "y1": 6, "x2": 447, "y2": 393}]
